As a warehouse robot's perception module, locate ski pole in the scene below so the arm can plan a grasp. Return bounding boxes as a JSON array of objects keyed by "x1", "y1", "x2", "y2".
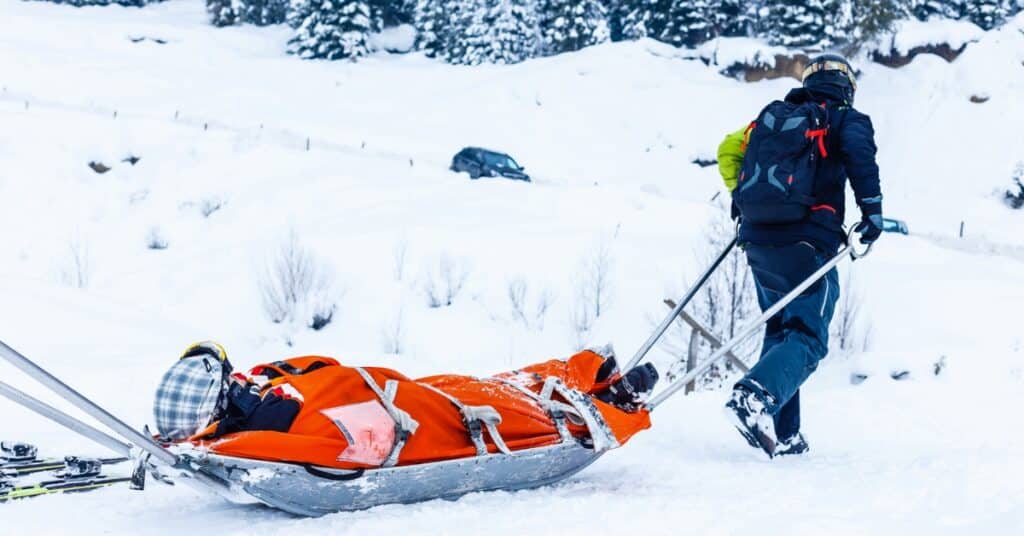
[
  {"x1": 0, "y1": 380, "x2": 132, "y2": 456},
  {"x1": 645, "y1": 231, "x2": 873, "y2": 410},
  {"x1": 0, "y1": 340, "x2": 178, "y2": 466},
  {"x1": 624, "y1": 236, "x2": 738, "y2": 371}
]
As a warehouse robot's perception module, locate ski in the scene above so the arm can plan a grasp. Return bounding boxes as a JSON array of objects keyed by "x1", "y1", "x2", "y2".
[
  {"x1": 1, "y1": 474, "x2": 132, "y2": 502},
  {"x1": 2, "y1": 441, "x2": 128, "y2": 477},
  {"x1": 1, "y1": 456, "x2": 129, "y2": 477},
  {"x1": 1, "y1": 455, "x2": 131, "y2": 502}
]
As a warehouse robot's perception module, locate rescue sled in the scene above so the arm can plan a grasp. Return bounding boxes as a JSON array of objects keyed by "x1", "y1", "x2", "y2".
[
  {"x1": 184, "y1": 441, "x2": 601, "y2": 516},
  {"x1": 0, "y1": 231, "x2": 871, "y2": 516}
]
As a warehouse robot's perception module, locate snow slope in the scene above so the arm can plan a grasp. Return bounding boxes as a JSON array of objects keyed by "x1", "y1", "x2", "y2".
[{"x1": 1, "y1": 1, "x2": 1023, "y2": 533}]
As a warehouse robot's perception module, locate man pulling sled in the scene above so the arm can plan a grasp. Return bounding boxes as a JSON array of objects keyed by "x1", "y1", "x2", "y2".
[{"x1": 0, "y1": 55, "x2": 878, "y2": 515}]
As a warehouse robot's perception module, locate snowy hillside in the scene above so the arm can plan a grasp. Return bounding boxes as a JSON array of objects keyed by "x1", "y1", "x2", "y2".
[{"x1": 2, "y1": 1, "x2": 1024, "y2": 533}]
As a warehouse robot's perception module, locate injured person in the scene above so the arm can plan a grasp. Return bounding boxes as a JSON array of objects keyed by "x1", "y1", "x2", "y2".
[{"x1": 153, "y1": 341, "x2": 659, "y2": 469}]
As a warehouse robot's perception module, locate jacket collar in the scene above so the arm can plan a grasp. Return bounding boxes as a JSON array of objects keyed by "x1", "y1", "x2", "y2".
[{"x1": 785, "y1": 84, "x2": 850, "y2": 106}]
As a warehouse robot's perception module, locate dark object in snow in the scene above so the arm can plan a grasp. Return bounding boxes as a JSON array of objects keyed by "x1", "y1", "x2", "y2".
[
  {"x1": 969, "y1": 94, "x2": 990, "y2": 104},
  {"x1": 872, "y1": 43, "x2": 968, "y2": 68},
  {"x1": 122, "y1": 155, "x2": 141, "y2": 166},
  {"x1": 933, "y1": 356, "x2": 947, "y2": 376},
  {"x1": 1004, "y1": 178, "x2": 1024, "y2": 209},
  {"x1": 451, "y1": 147, "x2": 531, "y2": 182},
  {"x1": 88, "y1": 161, "x2": 111, "y2": 174},
  {"x1": 129, "y1": 36, "x2": 167, "y2": 45},
  {"x1": 881, "y1": 217, "x2": 909, "y2": 235},
  {"x1": 889, "y1": 370, "x2": 911, "y2": 381},
  {"x1": 850, "y1": 372, "x2": 869, "y2": 385},
  {"x1": 692, "y1": 157, "x2": 718, "y2": 168}
]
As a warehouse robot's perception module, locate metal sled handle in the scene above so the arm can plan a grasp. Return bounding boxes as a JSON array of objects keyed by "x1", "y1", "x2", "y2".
[{"x1": 645, "y1": 228, "x2": 872, "y2": 410}]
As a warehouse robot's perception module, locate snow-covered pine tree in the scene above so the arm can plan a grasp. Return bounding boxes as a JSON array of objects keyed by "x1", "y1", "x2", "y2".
[
  {"x1": 619, "y1": 0, "x2": 671, "y2": 40},
  {"x1": 455, "y1": 0, "x2": 540, "y2": 65},
  {"x1": 708, "y1": 0, "x2": 756, "y2": 37},
  {"x1": 836, "y1": 0, "x2": 908, "y2": 52},
  {"x1": 413, "y1": 0, "x2": 466, "y2": 58},
  {"x1": 909, "y1": 0, "x2": 965, "y2": 20},
  {"x1": 539, "y1": 0, "x2": 610, "y2": 55},
  {"x1": 964, "y1": 0, "x2": 1008, "y2": 29},
  {"x1": 244, "y1": 0, "x2": 289, "y2": 25},
  {"x1": 760, "y1": 0, "x2": 837, "y2": 48},
  {"x1": 207, "y1": 0, "x2": 243, "y2": 26},
  {"x1": 660, "y1": 0, "x2": 712, "y2": 48},
  {"x1": 288, "y1": 0, "x2": 373, "y2": 60}
]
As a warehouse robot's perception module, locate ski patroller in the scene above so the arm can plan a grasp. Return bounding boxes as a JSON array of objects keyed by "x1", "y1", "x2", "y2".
[{"x1": 0, "y1": 230, "x2": 870, "y2": 515}]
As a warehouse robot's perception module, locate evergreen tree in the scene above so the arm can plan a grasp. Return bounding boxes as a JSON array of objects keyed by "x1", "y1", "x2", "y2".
[
  {"x1": 964, "y1": 0, "x2": 1007, "y2": 29},
  {"x1": 708, "y1": 0, "x2": 756, "y2": 37},
  {"x1": 760, "y1": 0, "x2": 837, "y2": 47},
  {"x1": 619, "y1": 0, "x2": 671, "y2": 40},
  {"x1": 456, "y1": 0, "x2": 540, "y2": 65},
  {"x1": 413, "y1": 0, "x2": 462, "y2": 58},
  {"x1": 244, "y1": 0, "x2": 289, "y2": 25},
  {"x1": 660, "y1": 0, "x2": 712, "y2": 47},
  {"x1": 909, "y1": 0, "x2": 965, "y2": 20},
  {"x1": 539, "y1": 0, "x2": 610, "y2": 55},
  {"x1": 288, "y1": 0, "x2": 373, "y2": 60},
  {"x1": 207, "y1": 0, "x2": 243, "y2": 27}
]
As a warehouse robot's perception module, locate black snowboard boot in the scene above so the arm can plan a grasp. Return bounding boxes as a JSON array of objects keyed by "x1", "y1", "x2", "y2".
[
  {"x1": 774, "y1": 433, "x2": 809, "y2": 457},
  {"x1": 596, "y1": 363, "x2": 659, "y2": 411},
  {"x1": 724, "y1": 386, "x2": 778, "y2": 458}
]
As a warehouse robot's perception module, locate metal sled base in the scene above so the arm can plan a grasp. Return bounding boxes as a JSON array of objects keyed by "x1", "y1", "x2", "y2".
[{"x1": 190, "y1": 441, "x2": 604, "y2": 517}]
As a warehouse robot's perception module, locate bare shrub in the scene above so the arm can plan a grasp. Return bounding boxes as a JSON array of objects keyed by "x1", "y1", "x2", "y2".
[
  {"x1": 393, "y1": 238, "x2": 409, "y2": 281},
  {"x1": 569, "y1": 241, "x2": 614, "y2": 349},
  {"x1": 583, "y1": 241, "x2": 613, "y2": 318},
  {"x1": 58, "y1": 239, "x2": 91, "y2": 289},
  {"x1": 831, "y1": 270, "x2": 872, "y2": 355},
  {"x1": 423, "y1": 253, "x2": 468, "y2": 308},
  {"x1": 662, "y1": 210, "x2": 759, "y2": 388},
  {"x1": 146, "y1": 227, "x2": 169, "y2": 250},
  {"x1": 200, "y1": 196, "x2": 226, "y2": 218},
  {"x1": 258, "y1": 231, "x2": 338, "y2": 330},
  {"x1": 380, "y1": 307, "x2": 405, "y2": 354},
  {"x1": 507, "y1": 276, "x2": 555, "y2": 330}
]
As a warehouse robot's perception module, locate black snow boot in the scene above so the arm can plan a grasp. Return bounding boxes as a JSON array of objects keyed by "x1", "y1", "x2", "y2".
[
  {"x1": 596, "y1": 363, "x2": 659, "y2": 411},
  {"x1": 724, "y1": 387, "x2": 778, "y2": 458},
  {"x1": 774, "y1": 433, "x2": 809, "y2": 457}
]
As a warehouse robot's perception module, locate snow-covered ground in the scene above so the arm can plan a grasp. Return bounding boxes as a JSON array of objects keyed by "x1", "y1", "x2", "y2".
[{"x1": 2, "y1": 1, "x2": 1023, "y2": 533}]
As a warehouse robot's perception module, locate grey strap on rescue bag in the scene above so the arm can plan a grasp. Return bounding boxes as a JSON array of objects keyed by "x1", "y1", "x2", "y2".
[
  {"x1": 487, "y1": 377, "x2": 577, "y2": 443},
  {"x1": 418, "y1": 383, "x2": 512, "y2": 456},
  {"x1": 353, "y1": 367, "x2": 419, "y2": 468}
]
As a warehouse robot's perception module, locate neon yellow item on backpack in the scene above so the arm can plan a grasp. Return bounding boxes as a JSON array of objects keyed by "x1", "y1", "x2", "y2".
[{"x1": 717, "y1": 124, "x2": 754, "y2": 192}]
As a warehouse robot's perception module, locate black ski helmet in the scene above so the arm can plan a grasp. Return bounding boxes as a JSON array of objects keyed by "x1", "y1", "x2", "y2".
[{"x1": 802, "y1": 53, "x2": 857, "y2": 103}]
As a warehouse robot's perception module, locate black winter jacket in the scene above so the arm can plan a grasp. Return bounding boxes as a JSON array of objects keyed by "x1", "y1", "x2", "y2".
[{"x1": 738, "y1": 82, "x2": 883, "y2": 253}]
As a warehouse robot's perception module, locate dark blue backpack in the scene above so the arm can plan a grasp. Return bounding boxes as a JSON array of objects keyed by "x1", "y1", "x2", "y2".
[{"x1": 734, "y1": 100, "x2": 831, "y2": 224}]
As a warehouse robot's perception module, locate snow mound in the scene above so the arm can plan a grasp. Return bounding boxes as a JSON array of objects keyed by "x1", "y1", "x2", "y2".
[{"x1": 889, "y1": 18, "x2": 985, "y2": 56}]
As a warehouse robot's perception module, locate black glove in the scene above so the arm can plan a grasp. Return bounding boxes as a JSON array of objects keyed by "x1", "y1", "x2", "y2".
[{"x1": 854, "y1": 200, "x2": 883, "y2": 244}]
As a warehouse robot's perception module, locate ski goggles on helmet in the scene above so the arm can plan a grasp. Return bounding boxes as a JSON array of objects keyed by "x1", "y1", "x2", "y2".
[{"x1": 802, "y1": 60, "x2": 857, "y2": 92}]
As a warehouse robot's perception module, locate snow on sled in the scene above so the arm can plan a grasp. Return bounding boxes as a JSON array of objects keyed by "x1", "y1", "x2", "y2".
[{"x1": 143, "y1": 344, "x2": 654, "y2": 515}]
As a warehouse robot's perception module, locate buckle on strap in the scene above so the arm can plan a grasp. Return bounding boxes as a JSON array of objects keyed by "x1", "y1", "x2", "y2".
[
  {"x1": 418, "y1": 382, "x2": 512, "y2": 456},
  {"x1": 354, "y1": 367, "x2": 419, "y2": 467}
]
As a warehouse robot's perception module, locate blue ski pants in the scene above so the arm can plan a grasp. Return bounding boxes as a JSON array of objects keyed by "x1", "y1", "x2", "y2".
[{"x1": 735, "y1": 242, "x2": 839, "y2": 441}]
